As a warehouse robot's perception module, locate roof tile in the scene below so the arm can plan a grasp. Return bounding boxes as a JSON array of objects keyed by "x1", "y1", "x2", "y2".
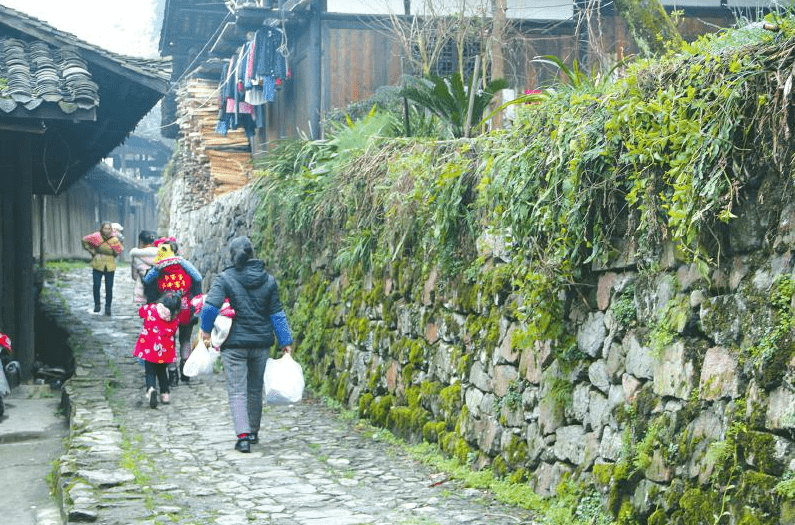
[{"x1": 0, "y1": 37, "x2": 99, "y2": 114}]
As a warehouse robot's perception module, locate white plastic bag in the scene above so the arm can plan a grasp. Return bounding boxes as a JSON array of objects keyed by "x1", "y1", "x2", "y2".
[
  {"x1": 211, "y1": 315, "x2": 233, "y2": 348},
  {"x1": 264, "y1": 353, "x2": 304, "y2": 405},
  {"x1": 182, "y1": 339, "x2": 219, "y2": 377}
]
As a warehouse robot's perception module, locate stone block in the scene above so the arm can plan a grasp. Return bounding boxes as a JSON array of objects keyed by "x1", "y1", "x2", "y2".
[
  {"x1": 438, "y1": 313, "x2": 466, "y2": 343},
  {"x1": 699, "y1": 294, "x2": 746, "y2": 346},
  {"x1": 538, "y1": 394, "x2": 564, "y2": 436},
  {"x1": 599, "y1": 426, "x2": 623, "y2": 462},
  {"x1": 624, "y1": 331, "x2": 653, "y2": 380},
  {"x1": 385, "y1": 360, "x2": 400, "y2": 394},
  {"x1": 503, "y1": 403, "x2": 525, "y2": 428},
  {"x1": 531, "y1": 462, "x2": 572, "y2": 498},
  {"x1": 686, "y1": 409, "x2": 723, "y2": 442},
  {"x1": 424, "y1": 322, "x2": 439, "y2": 345},
  {"x1": 474, "y1": 415, "x2": 502, "y2": 455},
  {"x1": 476, "y1": 227, "x2": 514, "y2": 263},
  {"x1": 652, "y1": 341, "x2": 695, "y2": 400},
  {"x1": 677, "y1": 263, "x2": 703, "y2": 292},
  {"x1": 430, "y1": 343, "x2": 456, "y2": 383},
  {"x1": 699, "y1": 346, "x2": 739, "y2": 401},
  {"x1": 569, "y1": 383, "x2": 590, "y2": 423},
  {"x1": 729, "y1": 201, "x2": 771, "y2": 253},
  {"x1": 422, "y1": 267, "x2": 438, "y2": 306},
  {"x1": 525, "y1": 421, "x2": 545, "y2": 464},
  {"x1": 554, "y1": 425, "x2": 586, "y2": 464},
  {"x1": 645, "y1": 449, "x2": 673, "y2": 483},
  {"x1": 480, "y1": 392, "x2": 496, "y2": 416},
  {"x1": 588, "y1": 360, "x2": 610, "y2": 394},
  {"x1": 497, "y1": 322, "x2": 520, "y2": 364},
  {"x1": 577, "y1": 311, "x2": 606, "y2": 358},
  {"x1": 464, "y1": 387, "x2": 483, "y2": 416},
  {"x1": 587, "y1": 389, "x2": 611, "y2": 433},
  {"x1": 766, "y1": 386, "x2": 795, "y2": 431},
  {"x1": 636, "y1": 274, "x2": 675, "y2": 325},
  {"x1": 519, "y1": 339, "x2": 553, "y2": 385},
  {"x1": 468, "y1": 361, "x2": 492, "y2": 393},
  {"x1": 493, "y1": 364, "x2": 518, "y2": 397},
  {"x1": 597, "y1": 272, "x2": 618, "y2": 311},
  {"x1": 604, "y1": 342, "x2": 625, "y2": 383},
  {"x1": 622, "y1": 373, "x2": 642, "y2": 403}
]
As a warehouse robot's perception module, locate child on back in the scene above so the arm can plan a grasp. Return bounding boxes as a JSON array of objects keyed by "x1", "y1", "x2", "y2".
[
  {"x1": 143, "y1": 238, "x2": 203, "y2": 386},
  {"x1": 129, "y1": 230, "x2": 158, "y2": 307},
  {"x1": 133, "y1": 291, "x2": 181, "y2": 409}
]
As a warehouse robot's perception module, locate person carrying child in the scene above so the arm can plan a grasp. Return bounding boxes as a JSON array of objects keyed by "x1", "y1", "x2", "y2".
[
  {"x1": 129, "y1": 230, "x2": 158, "y2": 307},
  {"x1": 82, "y1": 221, "x2": 124, "y2": 316},
  {"x1": 133, "y1": 292, "x2": 181, "y2": 409},
  {"x1": 143, "y1": 237, "x2": 203, "y2": 386}
]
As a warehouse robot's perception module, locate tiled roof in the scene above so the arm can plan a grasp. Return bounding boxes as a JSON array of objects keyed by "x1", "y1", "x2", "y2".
[
  {"x1": 0, "y1": 0, "x2": 171, "y2": 105},
  {"x1": 0, "y1": 37, "x2": 100, "y2": 116},
  {"x1": 0, "y1": 3, "x2": 172, "y2": 195}
]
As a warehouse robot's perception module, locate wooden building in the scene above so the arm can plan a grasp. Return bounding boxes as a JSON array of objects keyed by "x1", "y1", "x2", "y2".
[
  {"x1": 32, "y1": 162, "x2": 158, "y2": 262},
  {"x1": 106, "y1": 134, "x2": 174, "y2": 193},
  {"x1": 158, "y1": 0, "x2": 767, "y2": 161},
  {"x1": 0, "y1": 4, "x2": 170, "y2": 379}
]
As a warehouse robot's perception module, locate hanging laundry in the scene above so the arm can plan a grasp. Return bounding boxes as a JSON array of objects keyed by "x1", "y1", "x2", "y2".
[{"x1": 216, "y1": 26, "x2": 291, "y2": 135}]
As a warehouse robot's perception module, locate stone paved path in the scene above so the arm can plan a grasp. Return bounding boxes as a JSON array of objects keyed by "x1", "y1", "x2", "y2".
[{"x1": 45, "y1": 266, "x2": 536, "y2": 525}]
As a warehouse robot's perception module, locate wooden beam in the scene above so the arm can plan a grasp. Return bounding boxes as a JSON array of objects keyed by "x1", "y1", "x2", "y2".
[
  {"x1": 0, "y1": 119, "x2": 47, "y2": 133},
  {"x1": 14, "y1": 134, "x2": 35, "y2": 380},
  {"x1": 0, "y1": 133, "x2": 13, "y2": 356}
]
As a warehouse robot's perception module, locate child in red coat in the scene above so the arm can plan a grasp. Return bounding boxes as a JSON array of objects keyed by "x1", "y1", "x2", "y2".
[{"x1": 133, "y1": 292, "x2": 181, "y2": 408}]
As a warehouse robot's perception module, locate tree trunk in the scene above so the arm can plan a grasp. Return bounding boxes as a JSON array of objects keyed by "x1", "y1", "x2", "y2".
[
  {"x1": 615, "y1": 0, "x2": 682, "y2": 57},
  {"x1": 490, "y1": 0, "x2": 506, "y2": 128}
]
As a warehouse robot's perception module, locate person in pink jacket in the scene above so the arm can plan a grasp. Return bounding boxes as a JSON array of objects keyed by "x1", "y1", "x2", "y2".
[{"x1": 133, "y1": 292, "x2": 181, "y2": 409}]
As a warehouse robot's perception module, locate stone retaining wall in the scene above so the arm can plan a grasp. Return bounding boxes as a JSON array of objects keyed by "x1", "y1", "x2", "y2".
[
  {"x1": 165, "y1": 184, "x2": 259, "y2": 287},
  {"x1": 165, "y1": 182, "x2": 795, "y2": 523}
]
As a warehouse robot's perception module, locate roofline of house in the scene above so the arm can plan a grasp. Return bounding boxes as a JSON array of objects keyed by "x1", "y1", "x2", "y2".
[{"x1": 0, "y1": 5, "x2": 171, "y2": 95}]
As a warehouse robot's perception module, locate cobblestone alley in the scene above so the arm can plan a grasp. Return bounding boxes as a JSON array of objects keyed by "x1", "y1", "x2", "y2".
[{"x1": 43, "y1": 266, "x2": 535, "y2": 525}]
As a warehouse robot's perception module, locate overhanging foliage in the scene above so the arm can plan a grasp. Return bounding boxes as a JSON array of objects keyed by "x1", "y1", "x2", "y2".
[{"x1": 253, "y1": 15, "x2": 795, "y2": 288}]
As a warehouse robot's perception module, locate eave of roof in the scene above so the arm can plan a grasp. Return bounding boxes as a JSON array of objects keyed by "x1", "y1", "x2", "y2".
[
  {"x1": 0, "y1": 3, "x2": 174, "y2": 195},
  {"x1": 86, "y1": 161, "x2": 154, "y2": 198},
  {"x1": 0, "y1": 4, "x2": 171, "y2": 93}
]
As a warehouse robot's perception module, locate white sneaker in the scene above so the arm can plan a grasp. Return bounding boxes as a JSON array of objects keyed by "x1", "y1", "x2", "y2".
[{"x1": 160, "y1": 393, "x2": 170, "y2": 404}]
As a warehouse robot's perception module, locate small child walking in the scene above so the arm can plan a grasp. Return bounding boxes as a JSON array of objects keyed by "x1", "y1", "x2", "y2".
[{"x1": 133, "y1": 291, "x2": 181, "y2": 408}]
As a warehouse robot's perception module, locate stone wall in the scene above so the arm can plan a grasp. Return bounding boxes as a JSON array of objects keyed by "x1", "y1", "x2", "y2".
[
  {"x1": 165, "y1": 183, "x2": 258, "y2": 287},
  {"x1": 165, "y1": 179, "x2": 795, "y2": 523}
]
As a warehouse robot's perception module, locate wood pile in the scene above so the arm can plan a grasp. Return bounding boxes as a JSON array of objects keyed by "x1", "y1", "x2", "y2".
[{"x1": 175, "y1": 78, "x2": 252, "y2": 210}]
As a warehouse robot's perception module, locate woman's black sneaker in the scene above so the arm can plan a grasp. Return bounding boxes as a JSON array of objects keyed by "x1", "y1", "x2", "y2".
[{"x1": 235, "y1": 438, "x2": 250, "y2": 453}]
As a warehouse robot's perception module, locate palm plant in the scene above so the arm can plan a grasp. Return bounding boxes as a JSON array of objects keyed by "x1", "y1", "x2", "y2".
[{"x1": 400, "y1": 72, "x2": 508, "y2": 138}]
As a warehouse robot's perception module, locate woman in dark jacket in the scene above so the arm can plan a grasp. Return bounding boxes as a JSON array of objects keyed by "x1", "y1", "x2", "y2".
[{"x1": 199, "y1": 236, "x2": 293, "y2": 453}]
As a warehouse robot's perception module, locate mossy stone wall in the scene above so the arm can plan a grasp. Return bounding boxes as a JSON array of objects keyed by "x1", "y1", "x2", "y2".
[{"x1": 165, "y1": 180, "x2": 795, "y2": 524}]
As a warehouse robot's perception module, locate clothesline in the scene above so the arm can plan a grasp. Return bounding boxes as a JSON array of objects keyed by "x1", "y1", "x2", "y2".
[{"x1": 216, "y1": 26, "x2": 291, "y2": 138}]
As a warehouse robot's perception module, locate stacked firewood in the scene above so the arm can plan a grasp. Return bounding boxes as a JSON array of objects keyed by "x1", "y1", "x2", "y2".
[{"x1": 175, "y1": 78, "x2": 252, "y2": 210}]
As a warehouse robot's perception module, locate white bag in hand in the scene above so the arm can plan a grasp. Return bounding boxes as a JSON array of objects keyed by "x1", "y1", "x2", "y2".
[
  {"x1": 182, "y1": 339, "x2": 218, "y2": 377},
  {"x1": 264, "y1": 353, "x2": 304, "y2": 404}
]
